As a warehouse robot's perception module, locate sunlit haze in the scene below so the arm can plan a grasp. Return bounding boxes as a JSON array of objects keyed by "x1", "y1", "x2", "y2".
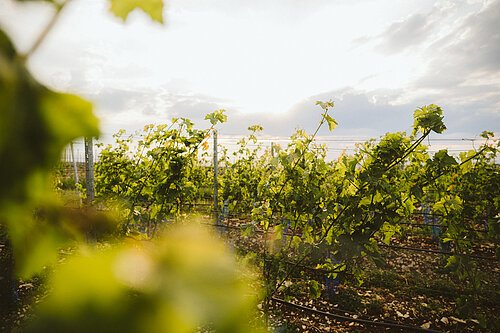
[{"x1": 1, "y1": 0, "x2": 498, "y2": 146}]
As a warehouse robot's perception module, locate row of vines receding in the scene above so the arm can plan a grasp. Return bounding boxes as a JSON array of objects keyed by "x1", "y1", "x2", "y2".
[{"x1": 92, "y1": 101, "x2": 499, "y2": 331}]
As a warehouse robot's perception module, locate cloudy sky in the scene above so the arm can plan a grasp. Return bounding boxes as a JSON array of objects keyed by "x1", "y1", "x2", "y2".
[{"x1": 1, "y1": 0, "x2": 499, "y2": 149}]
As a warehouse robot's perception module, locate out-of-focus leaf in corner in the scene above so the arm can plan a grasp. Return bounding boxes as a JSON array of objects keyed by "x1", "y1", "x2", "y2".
[
  {"x1": 26, "y1": 225, "x2": 265, "y2": 333},
  {"x1": 109, "y1": 0, "x2": 165, "y2": 23},
  {"x1": 0, "y1": 28, "x2": 100, "y2": 277}
]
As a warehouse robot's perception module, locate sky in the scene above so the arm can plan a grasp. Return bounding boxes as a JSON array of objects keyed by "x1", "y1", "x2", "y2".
[{"x1": 0, "y1": 0, "x2": 499, "y2": 152}]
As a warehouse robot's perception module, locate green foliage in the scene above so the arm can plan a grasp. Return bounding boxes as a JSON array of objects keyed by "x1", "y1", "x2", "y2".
[
  {"x1": 26, "y1": 226, "x2": 264, "y2": 333},
  {"x1": 315, "y1": 100, "x2": 334, "y2": 110},
  {"x1": 205, "y1": 109, "x2": 228, "y2": 126},
  {"x1": 0, "y1": 32, "x2": 99, "y2": 205},
  {"x1": 1, "y1": 2, "x2": 265, "y2": 331},
  {"x1": 95, "y1": 117, "x2": 219, "y2": 235},
  {"x1": 480, "y1": 130, "x2": 494, "y2": 139},
  {"x1": 214, "y1": 101, "x2": 497, "y2": 323},
  {"x1": 412, "y1": 104, "x2": 446, "y2": 135},
  {"x1": 3, "y1": 2, "x2": 497, "y2": 326},
  {"x1": 248, "y1": 124, "x2": 263, "y2": 133},
  {"x1": 219, "y1": 127, "x2": 269, "y2": 214},
  {"x1": 412, "y1": 135, "x2": 499, "y2": 318},
  {"x1": 109, "y1": 0, "x2": 165, "y2": 23},
  {"x1": 0, "y1": 28, "x2": 100, "y2": 278},
  {"x1": 324, "y1": 113, "x2": 338, "y2": 131},
  {"x1": 316, "y1": 100, "x2": 337, "y2": 131}
]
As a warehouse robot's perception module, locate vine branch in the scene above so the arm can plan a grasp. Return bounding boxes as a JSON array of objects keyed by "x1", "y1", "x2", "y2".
[{"x1": 22, "y1": 1, "x2": 67, "y2": 62}]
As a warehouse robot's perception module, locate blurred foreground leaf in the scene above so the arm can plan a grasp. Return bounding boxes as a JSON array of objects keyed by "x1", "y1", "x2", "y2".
[
  {"x1": 0, "y1": 28, "x2": 100, "y2": 277},
  {"x1": 109, "y1": 0, "x2": 165, "y2": 23},
  {"x1": 27, "y1": 225, "x2": 264, "y2": 333}
]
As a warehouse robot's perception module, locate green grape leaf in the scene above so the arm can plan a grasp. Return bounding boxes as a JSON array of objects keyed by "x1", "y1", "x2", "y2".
[
  {"x1": 412, "y1": 104, "x2": 446, "y2": 135},
  {"x1": 315, "y1": 100, "x2": 334, "y2": 110},
  {"x1": 324, "y1": 114, "x2": 338, "y2": 132},
  {"x1": 380, "y1": 222, "x2": 400, "y2": 245},
  {"x1": 433, "y1": 149, "x2": 457, "y2": 167},
  {"x1": 205, "y1": 109, "x2": 227, "y2": 126},
  {"x1": 445, "y1": 255, "x2": 458, "y2": 269},
  {"x1": 308, "y1": 280, "x2": 321, "y2": 299},
  {"x1": 109, "y1": 0, "x2": 164, "y2": 23},
  {"x1": 5, "y1": 205, "x2": 63, "y2": 279},
  {"x1": 0, "y1": 28, "x2": 100, "y2": 278},
  {"x1": 0, "y1": 29, "x2": 16, "y2": 60},
  {"x1": 1, "y1": 28, "x2": 99, "y2": 202},
  {"x1": 248, "y1": 124, "x2": 264, "y2": 133},
  {"x1": 41, "y1": 91, "x2": 100, "y2": 154},
  {"x1": 291, "y1": 235, "x2": 302, "y2": 249},
  {"x1": 273, "y1": 223, "x2": 284, "y2": 241},
  {"x1": 480, "y1": 130, "x2": 494, "y2": 139}
]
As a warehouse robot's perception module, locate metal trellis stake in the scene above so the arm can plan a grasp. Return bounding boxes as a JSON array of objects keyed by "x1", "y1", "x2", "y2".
[{"x1": 84, "y1": 136, "x2": 95, "y2": 205}]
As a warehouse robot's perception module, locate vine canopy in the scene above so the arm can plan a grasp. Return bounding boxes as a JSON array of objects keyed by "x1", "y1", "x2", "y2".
[{"x1": 412, "y1": 104, "x2": 446, "y2": 135}]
